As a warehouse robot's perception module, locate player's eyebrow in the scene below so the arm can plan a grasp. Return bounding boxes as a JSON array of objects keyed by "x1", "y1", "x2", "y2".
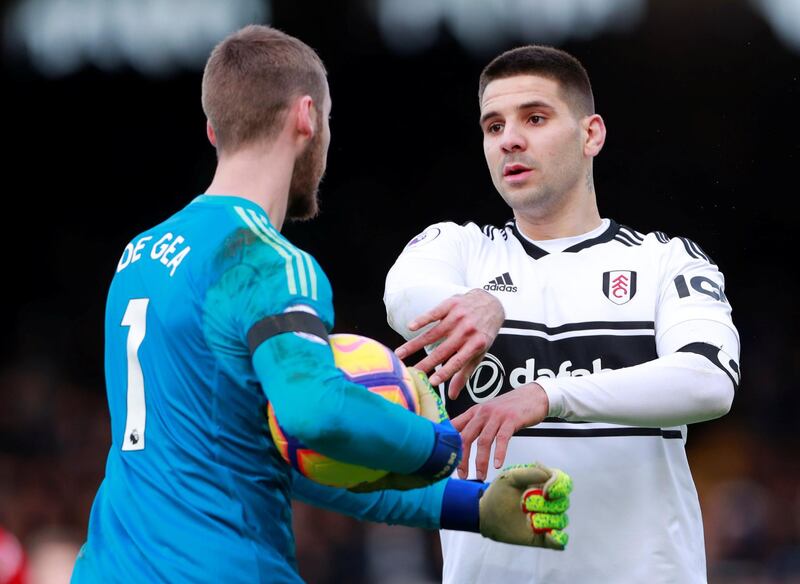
[
  {"x1": 518, "y1": 100, "x2": 555, "y2": 114},
  {"x1": 480, "y1": 100, "x2": 556, "y2": 126}
]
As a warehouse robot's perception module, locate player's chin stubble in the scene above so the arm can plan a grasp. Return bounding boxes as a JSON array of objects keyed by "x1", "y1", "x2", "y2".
[{"x1": 497, "y1": 179, "x2": 559, "y2": 215}]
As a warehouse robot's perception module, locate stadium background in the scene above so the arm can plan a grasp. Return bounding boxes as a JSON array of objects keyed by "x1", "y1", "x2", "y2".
[{"x1": 2, "y1": 0, "x2": 798, "y2": 582}]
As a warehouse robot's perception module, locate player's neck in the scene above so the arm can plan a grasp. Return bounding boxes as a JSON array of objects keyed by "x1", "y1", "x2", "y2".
[
  {"x1": 205, "y1": 143, "x2": 293, "y2": 230},
  {"x1": 513, "y1": 185, "x2": 602, "y2": 241}
]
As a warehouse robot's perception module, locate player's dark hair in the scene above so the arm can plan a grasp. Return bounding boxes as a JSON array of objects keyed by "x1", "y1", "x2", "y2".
[
  {"x1": 479, "y1": 46, "x2": 594, "y2": 116},
  {"x1": 202, "y1": 25, "x2": 327, "y2": 153}
]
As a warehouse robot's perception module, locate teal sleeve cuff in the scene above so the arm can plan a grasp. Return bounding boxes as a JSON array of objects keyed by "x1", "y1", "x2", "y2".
[{"x1": 414, "y1": 419, "x2": 462, "y2": 481}]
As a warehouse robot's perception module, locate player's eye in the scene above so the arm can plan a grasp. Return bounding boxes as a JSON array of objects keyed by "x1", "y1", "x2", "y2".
[
  {"x1": 486, "y1": 122, "x2": 504, "y2": 134},
  {"x1": 529, "y1": 114, "x2": 544, "y2": 125}
]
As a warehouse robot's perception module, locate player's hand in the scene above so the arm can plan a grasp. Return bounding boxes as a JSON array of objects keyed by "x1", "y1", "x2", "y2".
[
  {"x1": 394, "y1": 289, "x2": 505, "y2": 400},
  {"x1": 480, "y1": 463, "x2": 572, "y2": 550},
  {"x1": 348, "y1": 369, "x2": 458, "y2": 493},
  {"x1": 452, "y1": 383, "x2": 549, "y2": 480}
]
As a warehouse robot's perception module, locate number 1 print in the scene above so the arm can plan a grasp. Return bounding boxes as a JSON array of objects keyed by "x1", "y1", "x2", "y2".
[{"x1": 121, "y1": 298, "x2": 149, "y2": 451}]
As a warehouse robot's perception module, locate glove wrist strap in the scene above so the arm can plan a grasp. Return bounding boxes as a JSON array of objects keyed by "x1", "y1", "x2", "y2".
[{"x1": 440, "y1": 478, "x2": 488, "y2": 533}]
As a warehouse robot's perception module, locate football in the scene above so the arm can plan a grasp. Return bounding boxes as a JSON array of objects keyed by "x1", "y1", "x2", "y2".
[{"x1": 267, "y1": 333, "x2": 420, "y2": 488}]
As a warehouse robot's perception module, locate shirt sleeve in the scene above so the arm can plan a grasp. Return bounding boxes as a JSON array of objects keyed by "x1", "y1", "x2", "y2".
[
  {"x1": 655, "y1": 236, "x2": 739, "y2": 355},
  {"x1": 291, "y1": 469, "x2": 447, "y2": 530},
  {"x1": 541, "y1": 343, "x2": 736, "y2": 426},
  {"x1": 384, "y1": 223, "x2": 474, "y2": 340},
  {"x1": 292, "y1": 471, "x2": 486, "y2": 533},
  {"x1": 235, "y1": 238, "x2": 335, "y2": 336},
  {"x1": 540, "y1": 236, "x2": 740, "y2": 426}
]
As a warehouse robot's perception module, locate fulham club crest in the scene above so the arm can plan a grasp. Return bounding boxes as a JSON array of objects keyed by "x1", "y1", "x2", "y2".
[{"x1": 603, "y1": 271, "x2": 637, "y2": 305}]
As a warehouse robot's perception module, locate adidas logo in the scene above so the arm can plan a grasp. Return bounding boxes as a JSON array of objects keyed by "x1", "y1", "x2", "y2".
[{"x1": 483, "y1": 272, "x2": 518, "y2": 293}]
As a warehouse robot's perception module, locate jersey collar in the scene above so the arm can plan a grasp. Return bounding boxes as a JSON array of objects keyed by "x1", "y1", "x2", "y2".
[
  {"x1": 510, "y1": 219, "x2": 620, "y2": 259},
  {"x1": 190, "y1": 194, "x2": 275, "y2": 227}
]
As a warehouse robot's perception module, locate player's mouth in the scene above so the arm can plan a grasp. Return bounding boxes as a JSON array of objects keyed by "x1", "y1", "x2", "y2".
[{"x1": 503, "y1": 164, "x2": 534, "y2": 184}]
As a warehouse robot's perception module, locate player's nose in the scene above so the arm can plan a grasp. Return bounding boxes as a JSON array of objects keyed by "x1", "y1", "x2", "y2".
[{"x1": 500, "y1": 125, "x2": 526, "y2": 152}]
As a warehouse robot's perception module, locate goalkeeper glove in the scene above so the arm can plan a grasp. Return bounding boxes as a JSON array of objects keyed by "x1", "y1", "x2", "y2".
[
  {"x1": 348, "y1": 368, "x2": 461, "y2": 493},
  {"x1": 441, "y1": 463, "x2": 572, "y2": 550},
  {"x1": 408, "y1": 366, "x2": 450, "y2": 424}
]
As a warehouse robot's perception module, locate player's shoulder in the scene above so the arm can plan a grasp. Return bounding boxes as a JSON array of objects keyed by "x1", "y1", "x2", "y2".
[
  {"x1": 214, "y1": 204, "x2": 316, "y2": 271},
  {"x1": 466, "y1": 219, "x2": 516, "y2": 242},
  {"x1": 401, "y1": 220, "x2": 466, "y2": 248},
  {"x1": 435, "y1": 219, "x2": 515, "y2": 243},
  {"x1": 617, "y1": 223, "x2": 717, "y2": 266},
  {"x1": 401, "y1": 219, "x2": 514, "y2": 253},
  {"x1": 202, "y1": 204, "x2": 329, "y2": 315},
  {"x1": 187, "y1": 200, "x2": 328, "y2": 309}
]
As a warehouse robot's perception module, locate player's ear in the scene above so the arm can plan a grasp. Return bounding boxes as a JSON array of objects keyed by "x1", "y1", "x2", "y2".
[
  {"x1": 583, "y1": 114, "x2": 606, "y2": 157},
  {"x1": 206, "y1": 120, "x2": 218, "y2": 147},
  {"x1": 294, "y1": 95, "x2": 317, "y2": 143}
]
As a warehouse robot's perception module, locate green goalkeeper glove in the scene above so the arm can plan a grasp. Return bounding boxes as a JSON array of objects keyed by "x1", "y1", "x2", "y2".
[
  {"x1": 407, "y1": 366, "x2": 450, "y2": 424},
  {"x1": 440, "y1": 462, "x2": 571, "y2": 549},
  {"x1": 480, "y1": 463, "x2": 572, "y2": 550},
  {"x1": 348, "y1": 368, "x2": 460, "y2": 493}
]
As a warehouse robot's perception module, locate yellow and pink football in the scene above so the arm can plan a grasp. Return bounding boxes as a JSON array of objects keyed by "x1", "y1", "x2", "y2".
[{"x1": 267, "y1": 333, "x2": 420, "y2": 488}]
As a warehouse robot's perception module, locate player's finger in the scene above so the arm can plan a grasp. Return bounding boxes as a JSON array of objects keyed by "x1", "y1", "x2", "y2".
[
  {"x1": 406, "y1": 297, "x2": 458, "y2": 332},
  {"x1": 459, "y1": 411, "x2": 483, "y2": 451},
  {"x1": 523, "y1": 492, "x2": 570, "y2": 514},
  {"x1": 431, "y1": 338, "x2": 484, "y2": 389},
  {"x1": 447, "y1": 369, "x2": 467, "y2": 401},
  {"x1": 457, "y1": 410, "x2": 485, "y2": 477},
  {"x1": 411, "y1": 334, "x2": 463, "y2": 374},
  {"x1": 473, "y1": 417, "x2": 500, "y2": 481},
  {"x1": 492, "y1": 421, "x2": 516, "y2": 469},
  {"x1": 429, "y1": 354, "x2": 469, "y2": 389},
  {"x1": 457, "y1": 442, "x2": 470, "y2": 479},
  {"x1": 396, "y1": 312, "x2": 461, "y2": 362},
  {"x1": 544, "y1": 529, "x2": 569, "y2": 551},
  {"x1": 458, "y1": 424, "x2": 472, "y2": 479},
  {"x1": 451, "y1": 407, "x2": 475, "y2": 432},
  {"x1": 445, "y1": 355, "x2": 482, "y2": 400},
  {"x1": 395, "y1": 325, "x2": 447, "y2": 361},
  {"x1": 543, "y1": 469, "x2": 573, "y2": 500}
]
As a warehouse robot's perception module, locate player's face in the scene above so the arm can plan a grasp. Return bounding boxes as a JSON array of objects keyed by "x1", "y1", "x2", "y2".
[
  {"x1": 480, "y1": 75, "x2": 587, "y2": 215},
  {"x1": 287, "y1": 87, "x2": 332, "y2": 221}
]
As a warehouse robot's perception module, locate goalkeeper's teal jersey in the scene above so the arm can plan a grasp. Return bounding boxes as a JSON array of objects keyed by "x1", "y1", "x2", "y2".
[{"x1": 72, "y1": 195, "x2": 437, "y2": 584}]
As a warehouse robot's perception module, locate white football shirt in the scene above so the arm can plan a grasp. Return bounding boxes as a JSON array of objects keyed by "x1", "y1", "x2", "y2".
[{"x1": 384, "y1": 218, "x2": 740, "y2": 584}]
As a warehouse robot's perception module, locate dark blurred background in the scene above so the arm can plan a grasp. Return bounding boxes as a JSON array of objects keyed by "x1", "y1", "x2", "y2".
[{"x1": 2, "y1": 0, "x2": 799, "y2": 582}]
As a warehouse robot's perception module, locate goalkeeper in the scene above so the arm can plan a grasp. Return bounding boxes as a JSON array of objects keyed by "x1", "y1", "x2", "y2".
[{"x1": 71, "y1": 25, "x2": 571, "y2": 584}]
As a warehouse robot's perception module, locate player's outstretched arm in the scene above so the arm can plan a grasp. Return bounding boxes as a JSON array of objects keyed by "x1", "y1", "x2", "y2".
[
  {"x1": 253, "y1": 332, "x2": 461, "y2": 489},
  {"x1": 346, "y1": 367, "x2": 459, "y2": 493},
  {"x1": 394, "y1": 289, "x2": 505, "y2": 400},
  {"x1": 453, "y1": 340, "x2": 739, "y2": 480},
  {"x1": 292, "y1": 463, "x2": 572, "y2": 550}
]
